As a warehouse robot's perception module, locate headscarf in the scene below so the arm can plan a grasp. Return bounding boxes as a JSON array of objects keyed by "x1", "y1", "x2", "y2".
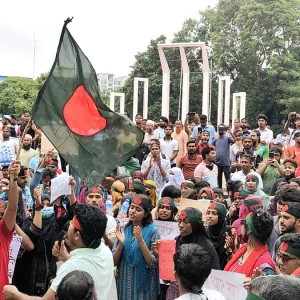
[
  {"x1": 144, "y1": 180, "x2": 157, "y2": 207},
  {"x1": 129, "y1": 181, "x2": 145, "y2": 194},
  {"x1": 157, "y1": 197, "x2": 178, "y2": 221},
  {"x1": 159, "y1": 167, "x2": 184, "y2": 198},
  {"x1": 198, "y1": 187, "x2": 215, "y2": 201},
  {"x1": 244, "y1": 180, "x2": 270, "y2": 210},
  {"x1": 111, "y1": 181, "x2": 125, "y2": 213},
  {"x1": 176, "y1": 207, "x2": 220, "y2": 269},
  {"x1": 207, "y1": 203, "x2": 227, "y2": 268}
]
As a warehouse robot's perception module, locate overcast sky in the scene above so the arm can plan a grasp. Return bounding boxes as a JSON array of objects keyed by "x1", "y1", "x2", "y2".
[{"x1": 0, "y1": 0, "x2": 216, "y2": 79}]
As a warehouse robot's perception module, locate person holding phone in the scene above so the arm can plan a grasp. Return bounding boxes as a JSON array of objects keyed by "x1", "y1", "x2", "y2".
[
  {"x1": 256, "y1": 147, "x2": 284, "y2": 194},
  {"x1": 191, "y1": 114, "x2": 216, "y2": 143}
]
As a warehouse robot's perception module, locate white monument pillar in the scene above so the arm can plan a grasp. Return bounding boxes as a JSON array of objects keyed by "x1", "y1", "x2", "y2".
[
  {"x1": 157, "y1": 42, "x2": 210, "y2": 120},
  {"x1": 232, "y1": 92, "x2": 246, "y2": 128},
  {"x1": 217, "y1": 76, "x2": 231, "y2": 126},
  {"x1": 110, "y1": 92, "x2": 125, "y2": 114},
  {"x1": 133, "y1": 77, "x2": 149, "y2": 121}
]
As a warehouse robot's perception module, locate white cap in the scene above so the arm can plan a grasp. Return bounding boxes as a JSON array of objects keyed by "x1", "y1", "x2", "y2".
[{"x1": 3, "y1": 115, "x2": 11, "y2": 121}]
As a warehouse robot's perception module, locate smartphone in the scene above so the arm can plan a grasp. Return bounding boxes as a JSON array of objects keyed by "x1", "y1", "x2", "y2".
[
  {"x1": 269, "y1": 152, "x2": 274, "y2": 159},
  {"x1": 198, "y1": 127, "x2": 202, "y2": 133}
]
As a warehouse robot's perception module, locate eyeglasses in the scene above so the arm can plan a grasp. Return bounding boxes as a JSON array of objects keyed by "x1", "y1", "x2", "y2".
[{"x1": 277, "y1": 251, "x2": 299, "y2": 264}]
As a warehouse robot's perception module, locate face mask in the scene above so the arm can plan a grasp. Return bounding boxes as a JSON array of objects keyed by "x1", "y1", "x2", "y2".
[{"x1": 41, "y1": 206, "x2": 54, "y2": 219}]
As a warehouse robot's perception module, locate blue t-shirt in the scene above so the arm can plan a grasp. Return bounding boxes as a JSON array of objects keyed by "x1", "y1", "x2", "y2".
[
  {"x1": 212, "y1": 136, "x2": 234, "y2": 166},
  {"x1": 192, "y1": 125, "x2": 216, "y2": 143}
]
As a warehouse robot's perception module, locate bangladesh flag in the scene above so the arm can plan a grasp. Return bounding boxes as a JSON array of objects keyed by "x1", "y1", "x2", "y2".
[{"x1": 32, "y1": 18, "x2": 144, "y2": 186}]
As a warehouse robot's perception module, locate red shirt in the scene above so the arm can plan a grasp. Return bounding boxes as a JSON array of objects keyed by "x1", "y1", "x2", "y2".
[
  {"x1": 0, "y1": 219, "x2": 13, "y2": 299},
  {"x1": 196, "y1": 142, "x2": 214, "y2": 155},
  {"x1": 284, "y1": 145, "x2": 300, "y2": 166},
  {"x1": 178, "y1": 154, "x2": 202, "y2": 179}
]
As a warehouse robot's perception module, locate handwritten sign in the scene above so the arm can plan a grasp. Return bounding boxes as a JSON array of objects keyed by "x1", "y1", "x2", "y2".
[
  {"x1": 179, "y1": 198, "x2": 210, "y2": 223},
  {"x1": 8, "y1": 232, "x2": 23, "y2": 283},
  {"x1": 158, "y1": 240, "x2": 176, "y2": 281},
  {"x1": 203, "y1": 269, "x2": 247, "y2": 300},
  {"x1": 118, "y1": 218, "x2": 129, "y2": 228},
  {"x1": 154, "y1": 220, "x2": 180, "y2": 240},
  {"x1": 50, "y1": 173, "x2": 70, "y2": 203}
]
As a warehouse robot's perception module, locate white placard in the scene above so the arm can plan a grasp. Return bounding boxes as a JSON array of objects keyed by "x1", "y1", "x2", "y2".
[
  {"x1": 8, "y1": 232, "x2": 23, "y2": 284},
  {"x1": 203, "y1": 269, "x2": 247, "y2": 300},
  {"x1": 154, "y1": 220, "x2": 180, "y2": 240},
  {"x1": 50, "y1": 173, "x2": 70, "y2": 203}
]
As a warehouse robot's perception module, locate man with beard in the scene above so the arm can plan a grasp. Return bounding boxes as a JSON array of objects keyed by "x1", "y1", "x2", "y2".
[
  {"x1": 196, "y1": 130, "x2": 214, "y2": 156},
  {"x1": 172, "y1": 120, "x2": 188, "y2": 166},
  {"x1": 272, "y1": 202, "x2": 300, "y2": 260},
  {"x1": 143, "y1": 120, "x2": 160, "y2": 145},
  {"x1": 1, "y1": 166, "x2": 9, "y2": 179},
  {"x1": 240, "y1": 118, "x2": 251, "y2": 135},
  {"x1": 270, "y1": 160, "x2": 297, "y2": 196},
  {"x1": 212, "y1": 125, "x2": 234, "y2": 188},
  {"x1": 1, "y1": 126, "x2": 18, "y2": 155},
  {"x1": 191, "y1": 114, "x2": 215, "y2": 143},
  {"x1": 230, "y1": 130, "x2": 243, "y2": 163},
  {"x1": 257, "y1": 147, "x2": 284, "y2": 195},
  {"x1": 135, "y1": 113, "x2": 143, "y2": 129},
  {"x1": 257, "y1": 114, "x2": 273, "y2": 146},
  {"x1": 231, "y1": 135, "x2": 261, "y2": 173},
  {"x1": 154, "y1": 116, "x2": 168, "y2": 139},
  {"x1": 231, "y1": 154, "x2": 263, "y2": 189},
  {"x1": 233, "y1": 118, "x2": 241, "y2": 131},
  {"x1": 177, "y1": 140, "x2": 202, "y2": 179},
  {"x1": 20, "y1": 134, "x2": 37, "y2": 168},
  {"x1": 141, "y1": 142, "x2": 171, "y2": 198},
  {"x1": 194, "y1": 147, "x2": 218, "y2": 189},
  {"x1": 17, "y1": 166, "x2": 33, "y2": 208},
  {"x1": 284, "y1": 131, "x2": 300, "y2": 167},
  {"x1": 141, "y1": 119, "x2": 147, "y2": 132},
  {"x1": 251, "y1": 129, "x2": 269, "y2": 160}
]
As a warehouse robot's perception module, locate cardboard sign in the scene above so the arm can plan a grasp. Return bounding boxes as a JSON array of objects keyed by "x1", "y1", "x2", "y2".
[
  {"x1": 8, "y1": 232, "x2": 23, "y2": 284},
  {"x1": 154, "y1": 220, "x2": 180, "y2": 240},
  {"x1": 50, "y1": 173, "x2": 71, "y2": 203},
  {"x1": 203, "y1": 269, "x2": 247, "y2": 300},
  {"x1": 158, "y1": 240, "x2": 176, "y2": 281},
  {"x1": 179, "y1": 198, "x2": 210, "y2": 223}
]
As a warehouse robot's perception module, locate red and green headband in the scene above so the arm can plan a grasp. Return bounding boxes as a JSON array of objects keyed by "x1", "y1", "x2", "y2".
[
  {"x1": 158, "y1": 197, "x2": 176, "y2": 209},
  {"x1": 181, "y1": 181, "x2": 195, "y2": 189},
  {"x1": 132, "y1": 196, "x2": 152, "y2": 211},
  {"x1": 73, "y1": 216, "x2": 82, "y2": 231},
  {"x1": 207, "y1": 202, "x2": 227, "y2": 217},
  {"x1": 245, "y1": 214, "x2": 262, "y2": 237},
  {"x1": 280, "y1": 242, "x2": 300, "y2": 258},
  {"x1": 246, "y1": 174, "x2": 259, "y2": 183},
  {"x1": 244, "y1": 196, "x2": 262, "y2": 207},
  {"x1": 284, "y1": 161, "x2": 297, "y2": 169},
  {"x1": 150, "y1": 143, "x2": 160, "y2": 149},
  {"x1": 281, "y1": 203, "x2": 300, "y2": 218}
]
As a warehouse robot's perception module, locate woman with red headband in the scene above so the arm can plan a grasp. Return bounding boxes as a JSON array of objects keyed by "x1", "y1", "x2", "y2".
[
  {"x1": 224, "y1": 210, "x2": 276, "y2": 277},
  {"x1": 113, "y1": 194, "x2": 160, "y2": 300}
]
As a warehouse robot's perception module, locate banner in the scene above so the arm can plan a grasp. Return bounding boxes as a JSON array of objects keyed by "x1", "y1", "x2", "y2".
[
  {"x1": 8, "y1": 232, "x2": 23, "y2": 284},
  {"x1": 154, "y1": 220, "x2": 179, "y2": 240},
  {"x1": 158, "y1": 240, "x2": 176, "y2": 281}
]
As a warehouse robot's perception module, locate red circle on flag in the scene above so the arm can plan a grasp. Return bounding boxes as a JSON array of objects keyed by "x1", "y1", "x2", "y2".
[
  {"x1": 280, "y1": 242, "x2": 289, "y2": 252},
  {"x1": 180, "y1": 210, "x2": 187, "y2": 219},
  {"x1": 63, "y1": 85, "x2": 107, "y2": 136},
  {"x1": 163, "y1": 198, "x2": 169, "y2": 205},
  {"x1": 282, "y1": 205, "x2": 289, "y2": 212},
  {"x1": 134, "y1": 197, "x2": 142, "y2": 205}
]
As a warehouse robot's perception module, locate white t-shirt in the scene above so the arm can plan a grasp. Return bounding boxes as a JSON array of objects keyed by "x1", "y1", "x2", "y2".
[
  {"x1": 175, "y1": 289, "x2": 226, "y2": 300},
  {"x1": 160, "y1": 138, "x2": 179, "y2": 164},
  {"x1": 231, "y1": 170, "x2": 263, "y2": 189}
]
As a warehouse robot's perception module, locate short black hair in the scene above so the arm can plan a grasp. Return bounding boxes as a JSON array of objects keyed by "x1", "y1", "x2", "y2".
[
  {"x1": 174, "y1": 244, "x2": 212, "y2": 292},
  {"x1": 161, "y1": 185, "x2": 181, "y2": 199},
  {"x1": 289, "y1": 178, "x2": 300, "y2": 186},
  {"x1": 201, "y1": 147, "x2": 215, "y2": 160},
  {"x1": 56, "y1": 270, "x2": 96, "y2": 300},
  {"x1": 186, "y1": 139, "x2": 196, "y2": 147},
  {"x1": 246, "y1": 210, "x2": 273, "y2": 244},
  {"x1": 281, "y1": 233, "x2": 300, "y2": 254},
  {"x1": 276, "y1": 188, "x2": 300, "y2": 203},
  {"x1": 74, "y1": 204, "x2": 107, "y2": 249},
  {"x1": 135, "y1": 113, "x2": 142, "y2": 118},
  {"x1": 270, "y1": 146, "x2": 283, "y2": 155},
  {"x1": 257, "y1": 114, "x2": 268, "y2": 122},
  {"x1": 150, "y1": 138, "x2": 160, "y2": 145}
]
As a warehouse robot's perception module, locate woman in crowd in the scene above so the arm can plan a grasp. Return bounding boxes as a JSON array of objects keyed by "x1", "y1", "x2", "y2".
[
  {"x1": 206, "y1": 202, "x2": 228, "y2": 269},
  {"x1": 180, "y1": 181, "x2": 197, "y2": 200},
  {"x1": 166, "y1": 207, "x2": 220, "y2": 299},
  {"x1": 111, "y1": 181, "x2": 125, "y2": 217},
  {"x1": 224, "y1": 210, "x2": 276, "y2": 277},
  {"x1": 13, "y1": 177, "x2": 77, "y2": 296},
  {"x1": 144, "y1": 180, "x2": 157, "y2": 208},
  {"x1": 56, "y1": 270, "x2": 97, "y2": 300},
  {"x1": 244, "y1": 174, "x2": 270, "y2": 210},
  {"x1": 155, "y1": 197, "x2": 178, "y2": 222},
  {"x1": 160, "y1": 185, "x2": 181, "y2": 210},
  {"x1": 160, "y1": 167, "x2": 184, "y2": 193},
  {"x1": 227, "y1": 190, "x2": 250, "y2": 225},
  {"x1": 197, "y1": 187, "x2": 215, "y2": 201},
  {"x1": 113, "y1": 195, "x2": 160, "y2": 300}
]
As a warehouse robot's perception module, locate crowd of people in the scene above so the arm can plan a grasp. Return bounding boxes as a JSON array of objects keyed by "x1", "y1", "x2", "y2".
[{"x1": 1, "y1": 111, "x2": 300, "y2": 299}]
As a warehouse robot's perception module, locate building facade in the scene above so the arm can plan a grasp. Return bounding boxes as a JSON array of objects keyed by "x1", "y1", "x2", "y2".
[{"x1": 97, "y1": 73, "x2": 128, "y2": 90}]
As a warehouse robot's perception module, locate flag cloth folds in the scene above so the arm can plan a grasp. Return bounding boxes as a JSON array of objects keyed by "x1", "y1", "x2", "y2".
[{"x1": 32, "y1": 18, "x2": 144, "y2": 186}]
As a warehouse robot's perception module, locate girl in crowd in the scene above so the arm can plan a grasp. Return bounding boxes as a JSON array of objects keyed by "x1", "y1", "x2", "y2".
[
  {"x1": 166, "y1": 207, "x2": 220, "y2": 299},
  {"x1": 227, "y1": 190, "x2": 250, "y2": 225},
  {"x1": 224, "y1": 210, "x2": 276, "y2": 277},
  {"x1": 160, "y1": 185, "x2": 181, "y2": 210},
  {"x1": 180, "y1": 181, "x2": 197, "y2": 200},
  {"x1": 206, "y1": 202, "x2": 228, "y2": 269},
  {"x1": 111, "y1": 181, "x2": 125, "y2": 217},
  {"x1": 160, "y1": 167, "x2": 185, "y2": 193},
  {"x1": 244, "y1": 174, "x2": 270, "y2": 210},
  {"x1": 113, "y1": 195, "x2": 160, "y2": 300},
  {"x1": 56, "y1": 270, "x2": 97, "y2": 300},
  {"x1": 144, "y1": 180, "x2": 157, "y2": 208},
  {"x1": 155, "y1": 197, "x2": 178, "y2": 222},
  {"x1": 197, "y1": 187, "x2": 215, "y2": 201},
  {"x1": 13, "y1": 178, "x2": 77, "y2": 296}
]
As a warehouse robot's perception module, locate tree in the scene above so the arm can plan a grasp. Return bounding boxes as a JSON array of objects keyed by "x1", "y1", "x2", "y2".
[{"x1": 0, "y1": 77, "x2": 38, "y2": 115}]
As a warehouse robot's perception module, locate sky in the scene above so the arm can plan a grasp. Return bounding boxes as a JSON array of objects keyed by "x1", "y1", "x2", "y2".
[{"x1": 0, "y1": 0, "x2": 216, "y2": 79}]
